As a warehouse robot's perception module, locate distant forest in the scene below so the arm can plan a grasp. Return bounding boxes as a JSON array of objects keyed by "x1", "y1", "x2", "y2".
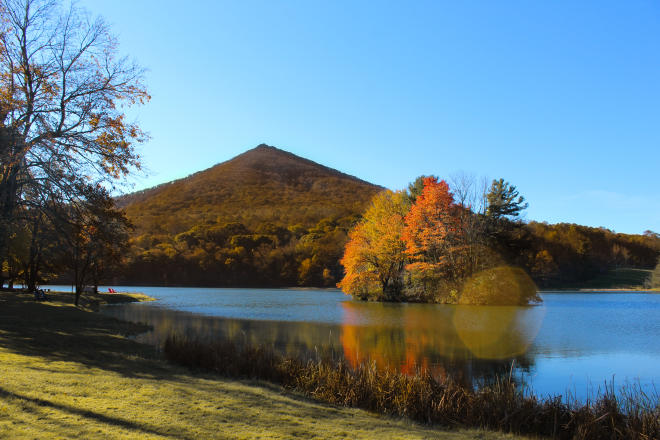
[
  {"x1": 113, "y1": 180, "x2": 660, "y2": 290},
  {"x1": 115, "y1": 215, "x2": 660, "y2": 289}
]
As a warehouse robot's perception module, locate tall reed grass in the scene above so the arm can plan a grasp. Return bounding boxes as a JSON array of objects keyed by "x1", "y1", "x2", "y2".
[{"x1": 163, "y1": 336, "x2": 659, "y2": 439}]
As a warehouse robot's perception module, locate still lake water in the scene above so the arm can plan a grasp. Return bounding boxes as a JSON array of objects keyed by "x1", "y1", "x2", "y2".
[{"x1": 74, "y1": 285, "x2": 659, "y2": 400}]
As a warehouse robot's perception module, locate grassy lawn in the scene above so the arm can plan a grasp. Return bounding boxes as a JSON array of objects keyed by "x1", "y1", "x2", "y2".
[
  {"x1": 581, "y1": 267, "x2": 653, "y2": 289},
  {"x1": 544, "y1": 267, "x2": 658, "y2": 291},
  {"x1": 0, "y1": 291, "x2": 524, "y2": 439}
]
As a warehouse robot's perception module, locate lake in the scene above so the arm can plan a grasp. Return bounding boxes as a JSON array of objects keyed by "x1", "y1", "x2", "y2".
[{"x1": 62, "y1": 285, "x2": 659, "y2": 400}]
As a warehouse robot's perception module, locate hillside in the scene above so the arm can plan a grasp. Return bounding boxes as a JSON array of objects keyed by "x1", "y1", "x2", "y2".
[
  {"x1": 118, "y1": 144, "x2": 381, "y2": 235},
  {"x1": 115, "y1": 145, "x2": 382, "y2": 287}
]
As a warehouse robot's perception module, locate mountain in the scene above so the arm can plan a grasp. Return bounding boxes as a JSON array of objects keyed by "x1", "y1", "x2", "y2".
[
  {"x1": 118, "y1": 144, "x2": 381, "y2": 235},
  {"x1": 115, "y1": 145, "x2": 383, "y2": 287}
]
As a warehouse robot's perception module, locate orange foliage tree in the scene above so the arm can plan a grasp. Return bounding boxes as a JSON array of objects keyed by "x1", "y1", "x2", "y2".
[
  {"x1": 402, "y1": 177, "x2": 467, "y2": 299},
  {"x1": 338, "y1": 190, "x2": 410, "y2": 300}
]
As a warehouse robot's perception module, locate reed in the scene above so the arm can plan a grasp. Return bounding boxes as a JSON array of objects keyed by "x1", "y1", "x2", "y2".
[{"x1": 163, "y1": 336, "x2": 659, "y2": 440}]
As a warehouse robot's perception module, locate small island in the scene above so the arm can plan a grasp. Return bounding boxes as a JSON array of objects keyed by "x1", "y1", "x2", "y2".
[{"x1": 338, "y1": 177, "x2": 541, "y2": 305}]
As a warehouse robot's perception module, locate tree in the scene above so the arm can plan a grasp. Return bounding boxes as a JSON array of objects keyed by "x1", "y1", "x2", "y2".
[
  {"x1": 54, "y1": 183, "x2": 130, "y2": 305},
  {"x1": 402, "y1": 177, "x2": 467, "y2": 300},
  {"x1": 406, "y1": 175, "x2": 433, "y2": 204},
  {"x1": 643, "y1": 230, "x2": 659, "y2": 240},
  {"x1": 485, "y1": 179, "x2": 528, "y2": 220},
  {"x1": 0, "y1": 0, "x2": 148, "y2": 284},
  {"x1": 338, "y1": 190, "x2": 410, "y2": 300},
  {"x1": 449, "y1": 172, "x2": 498, "y2": 274}
]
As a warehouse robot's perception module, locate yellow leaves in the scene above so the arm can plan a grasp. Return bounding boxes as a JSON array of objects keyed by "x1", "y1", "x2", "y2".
[
  {"x1": 338, "y1": 190, "x2": 409, "y2": 299},
  {"x1": 89, "y1": 113, "x2": 101, "y2": 129}
]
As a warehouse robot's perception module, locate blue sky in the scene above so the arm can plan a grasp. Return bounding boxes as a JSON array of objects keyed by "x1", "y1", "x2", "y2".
[{"x1": 80, "y1": 0, "x2": 659, "y2": 234}]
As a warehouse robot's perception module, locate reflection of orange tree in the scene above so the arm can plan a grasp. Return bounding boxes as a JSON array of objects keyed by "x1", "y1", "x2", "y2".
[
  {"x1": 340, "y1": 301, "x2": 540, "y2": 386},
  {"x1": 340, "y1": 302, "x2": 460, "y2": 379}
]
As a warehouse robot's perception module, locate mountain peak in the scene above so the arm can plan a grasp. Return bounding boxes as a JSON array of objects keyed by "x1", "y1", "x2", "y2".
[
  {"x1": 217, "y1": 144, "x2": 374, "y2": 187},
  {"x1": 118, "y1": 144, "x2": 382, "y2": 231}
]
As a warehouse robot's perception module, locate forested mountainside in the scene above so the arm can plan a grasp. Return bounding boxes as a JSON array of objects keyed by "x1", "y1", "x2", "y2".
[
  {"x1": 111, "y1": 145, "x2": 659, "y2": 289},
  {"x1": 115, "y1": 145, "x2": 383, "y2": 286}
]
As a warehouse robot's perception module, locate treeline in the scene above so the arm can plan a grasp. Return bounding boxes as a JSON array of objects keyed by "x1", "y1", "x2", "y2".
[
  {"x1": 5, "y1": 184, "x2": 658, "y2": 293},
  {"x1": 116, "y1": 216, "x2": 358, "y2": 287},
  {"x1": 522, "y1": 222, "x2": 659, "y2": 287}
]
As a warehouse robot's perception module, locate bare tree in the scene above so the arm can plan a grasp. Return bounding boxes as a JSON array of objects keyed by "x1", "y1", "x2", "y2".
[
  {"x1": 0, "y1": 0, "x2": 148, "y2": 284},
  {"x1": 450, "y1": 171, "x2": 489, "y2": 214}
]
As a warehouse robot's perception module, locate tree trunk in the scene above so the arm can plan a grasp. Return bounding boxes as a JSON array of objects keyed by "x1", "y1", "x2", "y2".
[
  {"x1": 0, "y1": 160, "x2": 22, "y2": 275},
  {"x1": 25, "y1": 216, "x2": 42, "y2": 292}
]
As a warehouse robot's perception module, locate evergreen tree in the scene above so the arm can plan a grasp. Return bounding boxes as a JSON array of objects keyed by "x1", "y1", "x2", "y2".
[{"x1": 486, "y1": 179, "x2": 528, "y2": 220}]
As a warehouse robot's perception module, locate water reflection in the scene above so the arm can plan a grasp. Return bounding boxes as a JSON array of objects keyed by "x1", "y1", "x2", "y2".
[
  {"x1": 452, "y1": 304, "x2": 545, "y2": 359},
  {"x1": 339, "y1": 301, "x2": 539, "y2": 386},
  {"x1": 103, "y1": 300, "x2": 543, "y2": 387}
]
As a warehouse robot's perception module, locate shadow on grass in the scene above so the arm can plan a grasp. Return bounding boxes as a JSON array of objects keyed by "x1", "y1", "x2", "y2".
[
  {"x1": 0, "y1": 386, "x2": 185, "y2": 439},
  {"x1": 0, "y1": 291, "x2": 170, "y2": 380}
]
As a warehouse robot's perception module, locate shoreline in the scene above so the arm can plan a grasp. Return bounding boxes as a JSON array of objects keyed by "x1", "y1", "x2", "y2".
[
  {"x1": 0, "y1": 290, "x2": 521, "y2": 440},
  {"x1": 540, "y1": 287, "x2": 660, "y2": 293},
  {"x1": 0, "y1": 288, "x2": 156, "y2": 312}
]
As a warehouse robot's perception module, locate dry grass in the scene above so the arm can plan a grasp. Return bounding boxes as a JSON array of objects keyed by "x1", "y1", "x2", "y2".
[
  {"x1": 0, "y1": 291, "x2": 522, "y2": 439},
  {"x1": 164, "y1": 336, "x2": 660, "y2": 440}
]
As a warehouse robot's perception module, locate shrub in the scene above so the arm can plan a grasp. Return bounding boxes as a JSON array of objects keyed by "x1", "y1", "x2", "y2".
[{"x1": 459, "y1": 266, "x2": 540, "y2": 305}]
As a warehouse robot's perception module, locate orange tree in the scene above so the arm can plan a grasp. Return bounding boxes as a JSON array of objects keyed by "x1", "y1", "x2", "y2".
[
  {"x1": 338, "y1": 190, "x2": 410, "y2": 300},
  {"x1": 402, "y1": 177, "x2": 467, "y2": 300}
]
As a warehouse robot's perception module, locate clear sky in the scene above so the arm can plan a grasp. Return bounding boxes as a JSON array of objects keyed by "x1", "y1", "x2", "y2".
[{"x1": 79, "y1": 0, "x2": 659, "y2": 234}]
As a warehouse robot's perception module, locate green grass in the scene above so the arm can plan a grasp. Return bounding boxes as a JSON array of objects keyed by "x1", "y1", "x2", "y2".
[
  {"x1": 549, "y1": 268, "x2": 657, "y2": 291},
  {"x1": 0, "y1": 291, "x2": 523, "y2": 439},
  {"x1": 585, "y1": 268, "x2": 652, "y2": 289}
]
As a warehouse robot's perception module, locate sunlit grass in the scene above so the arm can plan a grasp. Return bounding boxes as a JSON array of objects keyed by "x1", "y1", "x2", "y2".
[{"x1": 0, "y1": 291, "x2": 522, "y2": 439}]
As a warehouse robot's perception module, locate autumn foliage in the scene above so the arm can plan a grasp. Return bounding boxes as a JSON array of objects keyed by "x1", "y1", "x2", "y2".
[
  {"x1": 340, "y1": 178, "x2": 476, "y2": 302},
  {"x1": 402, "y1": 177, "x2": 468, "y2": 296},
  {"x1": 337, "y1": 190, "x2": 409, "y2": 300}
]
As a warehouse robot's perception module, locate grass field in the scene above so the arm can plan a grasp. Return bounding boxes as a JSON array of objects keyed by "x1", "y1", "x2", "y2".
[
  {"x1": 546, "y1": 267, "x2": 658, "y2": 291},
  {"x1": 582, "y1": 268, "x2": 653, "y2": 289},
  {"x1": 0, "y1": 291, "x2": 523, "y2": 439}
]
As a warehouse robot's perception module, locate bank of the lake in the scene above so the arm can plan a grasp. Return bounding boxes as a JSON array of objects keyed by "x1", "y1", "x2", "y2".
[
  {"x1": 95, "y1": 286, "x2": 660, "y2": 403},
  {"x1": 0, "y1": 291, "x2": 523, "y2": 440}
]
